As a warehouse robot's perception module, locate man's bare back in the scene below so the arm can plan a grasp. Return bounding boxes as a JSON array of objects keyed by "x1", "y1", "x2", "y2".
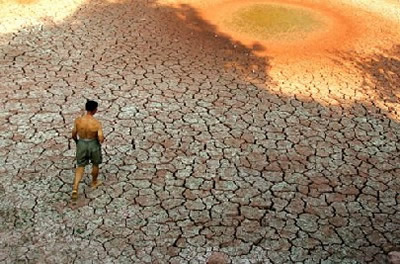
[{"x1": 73, "y1": 114, "x2": 104, "y2": 143}]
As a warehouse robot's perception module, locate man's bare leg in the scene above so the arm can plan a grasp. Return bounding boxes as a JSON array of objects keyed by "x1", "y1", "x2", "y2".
[
  {"x1": 72, "y1": 166, "x2": 85, "y2": 199},
  {"x1": 91, "y1": 165, "x2": 102, "y2": 188}
]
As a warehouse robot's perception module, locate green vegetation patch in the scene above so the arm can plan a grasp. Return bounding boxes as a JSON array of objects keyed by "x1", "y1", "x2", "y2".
[{"x1": 225, "y1": 4, "x2": 323, "y2": 39}]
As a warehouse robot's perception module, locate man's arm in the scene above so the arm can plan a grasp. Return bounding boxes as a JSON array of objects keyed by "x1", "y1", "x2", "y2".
[
  {"x1": 72, "y1": 120, "x2": 78, "y2": 143},
  {"x1": 97, "y1": 123, "x2": 105, "y2": 144}
]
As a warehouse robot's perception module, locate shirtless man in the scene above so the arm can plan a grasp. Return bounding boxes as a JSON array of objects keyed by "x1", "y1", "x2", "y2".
[{"x1": 71, "y1": 100, "x2": 104, "y2": 200}]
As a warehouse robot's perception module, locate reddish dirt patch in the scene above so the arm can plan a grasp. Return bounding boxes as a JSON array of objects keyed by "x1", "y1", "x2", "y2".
[{"x1": 195, "y1": 0, "x2": 397, "y2": 58}]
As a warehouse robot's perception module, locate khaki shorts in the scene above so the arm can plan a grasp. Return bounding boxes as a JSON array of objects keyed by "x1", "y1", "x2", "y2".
[{"x1": 76, "y1": 139, "x2": 102, "y2": 166}]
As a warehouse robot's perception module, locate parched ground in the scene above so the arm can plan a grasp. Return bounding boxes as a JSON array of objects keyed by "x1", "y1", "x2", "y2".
[{"x1": 0, "y1": 0, "x2": 399, "y2": 263}]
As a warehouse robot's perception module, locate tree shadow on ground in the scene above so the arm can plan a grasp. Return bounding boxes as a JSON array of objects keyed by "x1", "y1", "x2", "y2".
[
  {"x1": 346, "y1": 45, "x2": 400, "y2": 106},
  {"x1": 0, "y1": 0, "x2": 399, "y2": 263}
]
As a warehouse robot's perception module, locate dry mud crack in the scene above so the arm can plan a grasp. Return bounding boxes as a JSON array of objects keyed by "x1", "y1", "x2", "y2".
[{"x1": 0, "y1": 0, "x2": 400, "y2": 263}]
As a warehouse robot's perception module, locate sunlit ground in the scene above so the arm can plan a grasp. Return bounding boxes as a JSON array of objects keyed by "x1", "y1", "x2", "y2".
[
  {"x1": 157, "y1": 0, "x2": 400, "y2": 119},
  {"x1": 1, "y1": 0, "x2": 399, "y2": 119},
  {"x1": 0, "y1": 0, "x2": 86, "y2": 34},
  {"x1": 0, "y1": 0, "x2": 127, "y2": 34}
]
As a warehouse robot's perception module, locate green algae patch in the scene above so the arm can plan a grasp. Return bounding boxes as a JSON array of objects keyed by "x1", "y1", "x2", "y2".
[{"x1": 224, "y1": 4, "x2": 324, "y2": 40}]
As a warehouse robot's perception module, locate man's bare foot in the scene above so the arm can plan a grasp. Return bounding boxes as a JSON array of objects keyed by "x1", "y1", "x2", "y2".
[
  {"x1": 71, "y1": 190, "x2": 78, "y2": 200},
  {"x1": 91, "y1": 180, "x2": 102, "y2": 189}
]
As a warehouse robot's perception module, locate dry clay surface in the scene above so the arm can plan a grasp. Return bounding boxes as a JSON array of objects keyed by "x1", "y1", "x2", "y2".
[{"x1": 0, "y1": 0, "x2": 400, "y2": 263}]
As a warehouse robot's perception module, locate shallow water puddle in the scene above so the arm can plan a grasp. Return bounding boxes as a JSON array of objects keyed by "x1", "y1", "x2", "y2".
[{"x1": 224, "y1": 3, "x2": 325, "y2": 40}]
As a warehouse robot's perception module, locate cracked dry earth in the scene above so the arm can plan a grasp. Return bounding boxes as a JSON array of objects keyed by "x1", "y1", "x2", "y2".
[{"x1": 1, "y1": 0, "x2": 400, "y2": 263}]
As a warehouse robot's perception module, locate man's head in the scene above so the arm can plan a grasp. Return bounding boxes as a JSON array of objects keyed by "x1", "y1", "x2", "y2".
[{"x1": 85, "y1": 100, "x2": 98, "y2": 114}]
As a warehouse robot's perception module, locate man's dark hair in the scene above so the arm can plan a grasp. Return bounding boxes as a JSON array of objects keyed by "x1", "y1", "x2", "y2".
[{"x1": 85, "y1": 100, "x2": 98, "y2": 112}]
